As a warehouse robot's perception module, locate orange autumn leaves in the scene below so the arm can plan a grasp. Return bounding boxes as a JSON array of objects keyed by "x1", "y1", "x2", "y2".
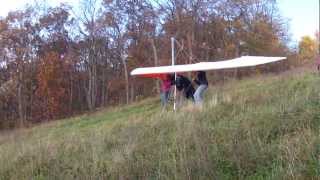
[{"x1": 35, "y1": 52, "x2": 70, "y2": 120}]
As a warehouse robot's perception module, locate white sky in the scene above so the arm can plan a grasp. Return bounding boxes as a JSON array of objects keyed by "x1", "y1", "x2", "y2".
[
  {"x1": 0, "y1": 0, "x2": 77, "y2": 17},
  {"x1": 0, "y1": 0, "x2": 26, "y2": 16},
  {"x1": 278, "y1": 0, "x2": 319, "y2": 45},
  {"x1": 0, "y1": 0, "x2": 318, "y2": 46}
]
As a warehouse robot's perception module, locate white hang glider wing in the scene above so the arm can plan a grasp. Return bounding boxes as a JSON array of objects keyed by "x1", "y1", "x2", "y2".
[{"x1": 130, "y1": 56, "x2": 286, "y2": 77}]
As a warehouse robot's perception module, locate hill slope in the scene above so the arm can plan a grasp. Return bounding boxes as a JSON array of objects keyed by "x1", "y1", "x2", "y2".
[{"x1": 0, "y1": 70, "x2": 319, "y2": 179}]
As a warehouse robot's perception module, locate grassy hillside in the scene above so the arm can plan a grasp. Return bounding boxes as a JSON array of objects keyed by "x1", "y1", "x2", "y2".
[{"x1": 0, "y1": 70, "x2": 319, "y2": 179}]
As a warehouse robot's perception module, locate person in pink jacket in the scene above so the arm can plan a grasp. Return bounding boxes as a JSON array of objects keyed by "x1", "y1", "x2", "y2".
[{"x1": 160, "y1": 74, "x2": 174, "y2": 107}]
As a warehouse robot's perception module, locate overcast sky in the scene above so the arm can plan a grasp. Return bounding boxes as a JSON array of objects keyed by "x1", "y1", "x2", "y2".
[
  {"x1": 278, "y1": 0, "x2": 319, "y2": 45},
  {"x1": 0, "y1": 0, "x2": 318, "y2": 45}
]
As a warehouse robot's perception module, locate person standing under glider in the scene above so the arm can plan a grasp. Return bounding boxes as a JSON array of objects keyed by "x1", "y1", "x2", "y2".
[
  {"x1": 193, "y1": 71, "x2": 208, "y2": 105},
  {"x1": 175, "y1": 74, "x2": 195, "y2": 101},
  {"x1": 316, "y1": 55, "x2": 320, "y2": 72},
  {"x1": 160, "y1": 74, "x2": 174, "y2": 107}
]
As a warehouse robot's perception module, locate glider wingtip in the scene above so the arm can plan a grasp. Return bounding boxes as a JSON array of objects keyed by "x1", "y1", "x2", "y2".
[
  {"x1": 130, "y1": 69, "x2": 140, "y2": 76},
  {"x1": 130, "y1": 72, "x2": 137, "y2": 76}
]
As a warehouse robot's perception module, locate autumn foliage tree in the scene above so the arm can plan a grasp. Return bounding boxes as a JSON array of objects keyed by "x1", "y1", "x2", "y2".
[
  {"x1": 298, "y1": 36, "x2": 317, "y2": 61},
  {"x1": 35, "y1": 52, "x2": 70, "y2": 120}
]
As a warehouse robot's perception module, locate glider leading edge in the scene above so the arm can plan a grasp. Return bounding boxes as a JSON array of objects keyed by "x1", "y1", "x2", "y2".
[{"x1": 130, "y1": 56, "x2": 287, "y2": 77}]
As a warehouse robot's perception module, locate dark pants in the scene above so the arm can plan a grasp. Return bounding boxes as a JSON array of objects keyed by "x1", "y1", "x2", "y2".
[{"x1": 184, "y1": 85, "x2": 195, "y2": 101}]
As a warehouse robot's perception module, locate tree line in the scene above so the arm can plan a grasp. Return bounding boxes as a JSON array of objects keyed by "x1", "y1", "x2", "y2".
[{"x1": 0, "y1": 0, "x2": 292, "y2": 128}]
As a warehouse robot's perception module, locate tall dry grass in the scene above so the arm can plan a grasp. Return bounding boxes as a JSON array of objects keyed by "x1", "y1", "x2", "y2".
[{"x1": 0, "y1": 71, "x2": 319, "y2": 179}]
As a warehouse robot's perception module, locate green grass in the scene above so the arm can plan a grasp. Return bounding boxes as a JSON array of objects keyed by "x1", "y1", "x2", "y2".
[{"x1": 0, "y1": 70, "x2": 319, "y2": 179}]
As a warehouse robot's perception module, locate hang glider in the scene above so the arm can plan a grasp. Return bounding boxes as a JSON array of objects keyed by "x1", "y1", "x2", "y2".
[{"x1": 130, "y1": 56, "x2": 286, "y2": 77}]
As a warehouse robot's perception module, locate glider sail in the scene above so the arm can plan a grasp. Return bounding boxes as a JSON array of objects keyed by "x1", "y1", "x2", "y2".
[{"x1": 130, "y1": 56, "x2": 286, "y2": 77}]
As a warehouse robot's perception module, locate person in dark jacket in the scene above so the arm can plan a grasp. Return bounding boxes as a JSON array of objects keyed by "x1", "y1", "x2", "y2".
[
  {"x1": 193, "y1": 71, "x2": 208, "y2": 105},
  {"x1": 175, "y1": 74, "x2": 195, "y2": 101}
]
